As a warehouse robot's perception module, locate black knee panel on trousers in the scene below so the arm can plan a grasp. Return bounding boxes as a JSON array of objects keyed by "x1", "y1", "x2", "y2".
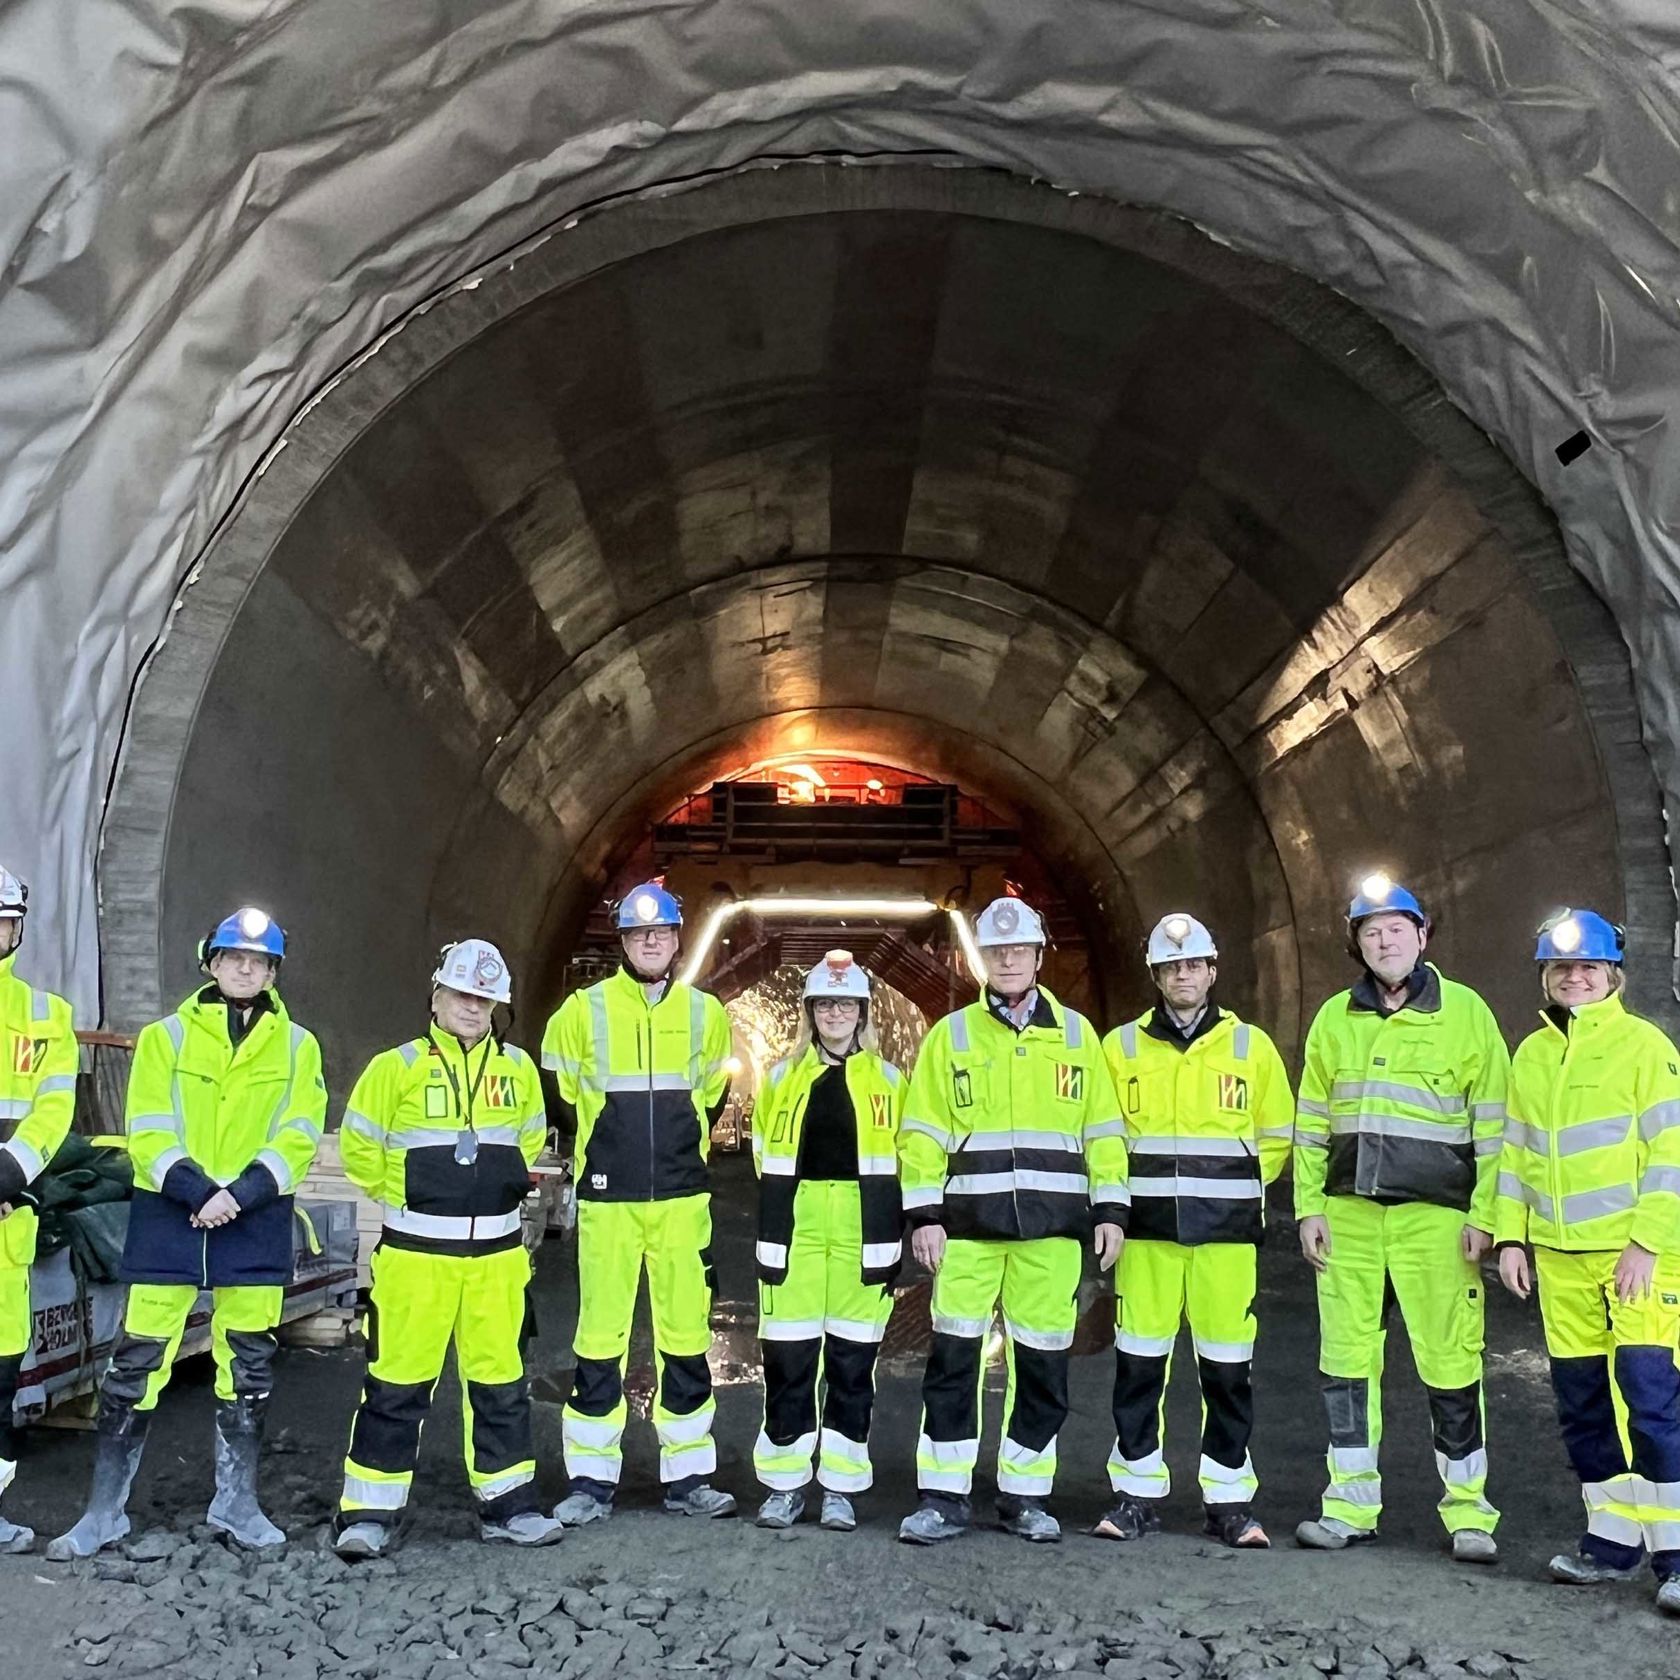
[
  {"x1": 349, "y1": 1377, "x2": 434, "y2": 1472},
  {"x1": 225, "y1": 1328, "x2": 276, "y2": 1397},
  {"x1": 1197, "y1": 1357, "x2": 1254, "y2": 1469},
  {"x1": 468, "y1": 1378, "x2": 534, "y2": 1475},
  {"x1": 922, "y1": 1332, "x2": 983, "y2": 1440},
  {"x1": 0, "y1": 1352, "x2": 20, "y2": 1460},
  {"x1": 660, "y1": 1352, "x2": 712, "y2": 1417},
  {"x1": 1112, "y1": 1351, "x2": 1169, "y2": 1459},
  {"x1": 568, "y1": 1357, "x2": 623, "y2": 1417},
  {"x1": 762, "y1": 1339, "x2": 821, "y2": 1445},
  {"x1": 1321, "y1": 1376, "x2": 1372, "y2": 1449},
  {"x1": 820, "y1": 1334, "x2": 878, "y2": 1445},
  {"x1": 1424, "y1": 1382, "x2": 1483, "y2": 1459},
  {"x1": 100, "y1": 1332, "x2": 171, "y2": 1409},
  {"x1": 1614, "y1": 1347, "x2": 1680, "y2": 1482},
  {"x1": 1003, "y1": 1344, "x2": 1068, "y2": 1452}
]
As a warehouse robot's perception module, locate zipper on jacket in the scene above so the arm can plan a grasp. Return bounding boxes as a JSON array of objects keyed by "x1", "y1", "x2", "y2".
[{"x1": 640, "y1": 1014, "x2": 655, "y2": 1197}]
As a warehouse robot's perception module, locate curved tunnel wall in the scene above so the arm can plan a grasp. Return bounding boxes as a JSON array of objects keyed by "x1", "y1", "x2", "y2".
[{"x1": 102, "y1": 169, "x2": 1649, "y2": 1084}]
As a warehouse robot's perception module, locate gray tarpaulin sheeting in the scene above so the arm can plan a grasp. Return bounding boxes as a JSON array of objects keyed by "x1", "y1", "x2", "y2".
[{"x1": 3, "y1": 0, "x2": 1680, "y2": 1016}]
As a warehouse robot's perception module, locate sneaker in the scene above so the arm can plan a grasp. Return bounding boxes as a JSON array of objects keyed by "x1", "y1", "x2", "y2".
[
  {"x1": 1295, "y1": 1517, "x2": 1376, "y2": 1550},
  {"x1": 1093, "y1": 1493, "x2": 1162, "y2": 1542},
  {"x1": 1451, "y1": 1529, "x2": 1498, "y2": 1565},
  {"x1": 898, "y1": 1502, "x2": 967, "y2": 1545},
  {"x1": 1549, "y1": 1551, "x2": 1642, "y2": 1585},
  {"x1": 999, "y1": 1502, "x2": 1060, "y2": 1544},
  {"x1": 756, "y1": 1491, "x2": 805, "y2": 1530},
  {"x1": 1656, "y1": 1577, "x2": 1680, "y2": 1616},
  {"x1": 552, "y1": 1491, "x2": 612, "y2": 1527},
  {"x1": 1205, "y1": 1508, "x2": 1270, "y2": 1549},
  {"x1": 819, "y1": 1492, "x2": 857, "y2": 1532},
  {"x1": 482, "y1": 1509, "x2": 565, "y2": 1546},
  {"x1": 332, "y1": 1520, "x2": 392, "y2": 1560},
  {"x1": 0, "y1": 1517, "x2": 35, "y2": 1555},
  {"x1": 663, "y1": 1484, "x2": 737, "y2": 1518}
]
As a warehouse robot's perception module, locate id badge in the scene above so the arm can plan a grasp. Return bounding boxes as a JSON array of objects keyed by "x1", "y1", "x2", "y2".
[{"x1": 454, "y1": 1127, "x2": 479, "y2": 1166}]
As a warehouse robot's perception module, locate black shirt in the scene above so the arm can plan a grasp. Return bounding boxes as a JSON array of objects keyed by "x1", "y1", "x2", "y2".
[{"x1": 800, "y1": 1062, "x2": 859, "y2": 1181}]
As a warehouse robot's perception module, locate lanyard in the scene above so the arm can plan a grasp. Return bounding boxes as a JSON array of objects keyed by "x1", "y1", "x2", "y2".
[{"x1": 429, "y1": 1029, "x2": 494, "y2": 1160}]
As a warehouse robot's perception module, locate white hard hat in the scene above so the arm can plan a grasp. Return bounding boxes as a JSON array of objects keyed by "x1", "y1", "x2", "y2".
[
  {"x1": 432, "y1": 938, "x2": 513, "y2": 1004},
  {"x1": 1146, "y1": 913, "x2": 1218, "y2": 967},
  {"x1": 803, "y1": 949, "x2": 872, "y2": 1001},
  {"x1": 0, "y1": 866, "x2": 27, "y2": 920},
  {"x1": 973, "y1": 897, "x2": 1048, "y2": 948}
]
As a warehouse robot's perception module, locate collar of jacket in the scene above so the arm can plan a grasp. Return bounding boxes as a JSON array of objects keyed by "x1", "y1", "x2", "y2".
[
  {"x1": 0, "y1": 951, "x2": 16, "y2": 984},
  {"x1": 191, "y1": 982, "x2": 278, "y2": 1040},
  {"x1": 428, "y1": 1023, "x2": 498, "y2": 1061},
  {"x1": 610, "y1": 960, "x2": 680, "y2": 1009},
  {"x1": 1143, "y1": 1001, "x2": 1224, "y2": 1051},
  {"x1": 1538, "y1": 988, "x2": 1626, "y2": 1044},
  {"x1": 982, "y1": 985, "x2": 1059, "y2": 1034},
  {"x1": 1349, "y1": 961, "x2": 1442, "y2": 1017}
]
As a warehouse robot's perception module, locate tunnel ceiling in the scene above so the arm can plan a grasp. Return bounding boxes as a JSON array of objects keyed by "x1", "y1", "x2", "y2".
[{"x1": 99, "y1": 169, "x2": 1655, "y2": 1081}]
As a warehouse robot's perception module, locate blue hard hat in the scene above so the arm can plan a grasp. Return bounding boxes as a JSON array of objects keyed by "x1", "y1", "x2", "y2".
[
  {"x1": 1347, "y1": 872, "x2": 1426, "y2": 927},
  {"x1": 202, "y1": 907, "x2": 286, "y2": 964},
  {"x1": 1536, "y1": 909, "x2": 1625, "y2": 964},
  {"x1": 615, "y1": 882, "x2": 683, "y2": 930}
]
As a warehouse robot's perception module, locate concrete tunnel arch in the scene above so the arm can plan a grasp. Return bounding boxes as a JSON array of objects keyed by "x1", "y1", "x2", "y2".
[{"x1": 96, "y1": 165, "x2": 1664, "y2": 1086}]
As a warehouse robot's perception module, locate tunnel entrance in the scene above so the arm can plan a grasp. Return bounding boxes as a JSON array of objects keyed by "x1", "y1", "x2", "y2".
[{"x1": 98, "y1": 165, "x2": 1661, "y2": 1086}]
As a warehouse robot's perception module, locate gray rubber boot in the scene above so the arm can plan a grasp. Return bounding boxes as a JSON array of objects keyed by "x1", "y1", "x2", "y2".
[
  {"x1": 206, "y1": 1396, "x2": 285, "y2": 1550},
  {"x1": 46, "y1": 1402, "x2": 149, "y2": 1561}
]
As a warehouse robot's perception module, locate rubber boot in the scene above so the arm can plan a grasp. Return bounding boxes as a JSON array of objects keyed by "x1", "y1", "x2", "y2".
[
  {"x1": 207, "y1": 1395, "x2": 285, "y2": 1550},
  {"x1": 46, "y1": 1401, "x2": 149, "y2": 1561}
]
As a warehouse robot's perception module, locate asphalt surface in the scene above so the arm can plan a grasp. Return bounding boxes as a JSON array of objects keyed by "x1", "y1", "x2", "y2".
[{"x1": 3, "y1": 1156, "x2": 1675, "y2": 1678}]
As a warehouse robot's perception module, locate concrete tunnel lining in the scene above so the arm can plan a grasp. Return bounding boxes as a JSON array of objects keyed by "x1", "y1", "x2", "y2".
[{"x1": 96, "y1": 165, "x2": 1662, "y2": 1086}]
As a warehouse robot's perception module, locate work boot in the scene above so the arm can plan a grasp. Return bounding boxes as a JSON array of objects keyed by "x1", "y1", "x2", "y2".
[
  {"x1": 898, "y1": 1499, "x2": 968, "y2": 1545},
  {"x1": 552, "y1": 1490, "x2": 612, "y2": 1526},
  {"x1": 1205, "y1": 1507, "x2": 1270, "y2": 1549},
  {"x1": 998, "y1": 1499, "x2": 1061, "y2": 1544},
  {"x1": 1294, "y1": 1517, "x2": 1376, "y2": 1551},
  {"x1": 333, "y1": 1520, "x2": 393, "y2": 1559},
  {"x1": 1548, "y1": 1551, "x2": 1642, "y2": 1585},
  {"x1": 663, "y1": 1483, "x2": 737, "y2": 1518},
  {"x1": 0, "y1": 1514, "x2": 34, "y2": 1555},
  {"x1": 1093, "y1": 1493, "x2": 1162, "y2": 1542},
  {"x1": 46, "y1": 1401, "x2": 149, "y2": 1561},
  {"x1": 207, "y1": 1396, "x2": 285, "y2": 1550},
  {"x1": 1656, "y1": 1577, "x2": 1680, "y2": 1616},
  {"x1": 755, "y1": 1490, "x2": 805, "y2": 1529},
  {"x1": 481, "y1": 1509, "x2": 565, "y2": 1546},
  {"x1": 820, "y1": 1492, "x2": 857, "y2": 1532},
  {"x1": 1451, "y1": 1529, "x2": 1498, "y2": 1565}
]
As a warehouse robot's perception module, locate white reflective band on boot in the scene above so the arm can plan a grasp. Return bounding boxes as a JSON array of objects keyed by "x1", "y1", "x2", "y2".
[
  {"x1": 342, "y1": 1475, "x2": 408, "y2": 1510},
  {"x1": 380, "y1": 1207, "x2": 523, "y2": 1241}
]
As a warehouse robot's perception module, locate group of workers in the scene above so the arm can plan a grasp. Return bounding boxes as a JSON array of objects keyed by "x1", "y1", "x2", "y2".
[{"x1": 1, "y1": 861, "x2": 1679, "y2": 1618}]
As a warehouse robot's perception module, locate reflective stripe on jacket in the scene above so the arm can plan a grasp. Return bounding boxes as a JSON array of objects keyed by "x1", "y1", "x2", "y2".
[
  {"x1": 898, "y1": 986, "x2": 1126, "y2": 1242},
  {"x1": 1293, "y1": 964, "x2": 1509, "y2": 1225},
  {"x1": 754, "y1": 1047, "x2": 904, "y2": 1284},
  {"x1": 1494, "y1": 992, "x2": 1680, "y2": 1254},
  {"x1": 1102, "y1": 1006, "x2": 1293, "y2": 1245},
  {"x1": 122, "y1": 986, "x2": 326, "y2": 1286},
  {"x1": 541, "y1": 967, "x2": 732, "y2": 1203},
  {"x1": 341, "y1": 1030, "x2": 545, "y2": 1255},
  {"x1": 0, "y1": 950, "x2": 76, "y2": 1201}
]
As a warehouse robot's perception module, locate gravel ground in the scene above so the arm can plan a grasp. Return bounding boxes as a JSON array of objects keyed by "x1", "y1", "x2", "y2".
[{"x1": 4, "y1": 1160, "x2": 1675, "y2": 1678}]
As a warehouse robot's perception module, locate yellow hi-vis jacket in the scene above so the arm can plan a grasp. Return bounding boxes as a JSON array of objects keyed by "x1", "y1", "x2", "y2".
[
  {"x1": 342, "y1": 1029, "x2": 546, "y2": 1253},
  {"x1": 1102, "y1": 1005, "x2": 1293, "y2": 1245},
  {"x1": 1494, "y1": 992, "x2": 1680, "y2": 1254},
  {"x1": 542, "y1": 967, "x2": 732, "y2": 1203},
  {"x1": 123, "y1": 986, "x2": 326, "y2": 1286},
  {"x1": 754, "y1": 1046, "x2": 905, "y2": 1284},
  {"x1": 899, "y1": 986, "x2": 1127, "y2": 1242},
  {"x1": 0, "y1": 950, "x2": 76, "y2": 1267},
  {"x1": 1294, "y1": 963, "x2": 1510, "y2": 1228}
]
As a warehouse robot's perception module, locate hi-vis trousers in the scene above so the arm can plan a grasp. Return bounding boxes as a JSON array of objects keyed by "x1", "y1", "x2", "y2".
[
  {"x1": 1537, "y1": 1245, "x2": 1680, "y2": 1576},
  {"x1": 1313, "y1": 1197, "x2": 1497, "y2": 1536},
  {"x1": 916, "y1": 1236, "x2": 1081, "y2": 1502}
]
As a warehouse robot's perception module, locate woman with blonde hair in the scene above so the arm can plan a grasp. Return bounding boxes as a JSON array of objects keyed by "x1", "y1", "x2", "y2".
[{"x1": 751, "y1": 951, "x2": 905, "y2": 1531}]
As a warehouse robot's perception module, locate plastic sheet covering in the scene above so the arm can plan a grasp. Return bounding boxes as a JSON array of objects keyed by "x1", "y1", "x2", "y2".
[{"x1": 3, "y1": 1, "x2": 1680, "y2": 1015}]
